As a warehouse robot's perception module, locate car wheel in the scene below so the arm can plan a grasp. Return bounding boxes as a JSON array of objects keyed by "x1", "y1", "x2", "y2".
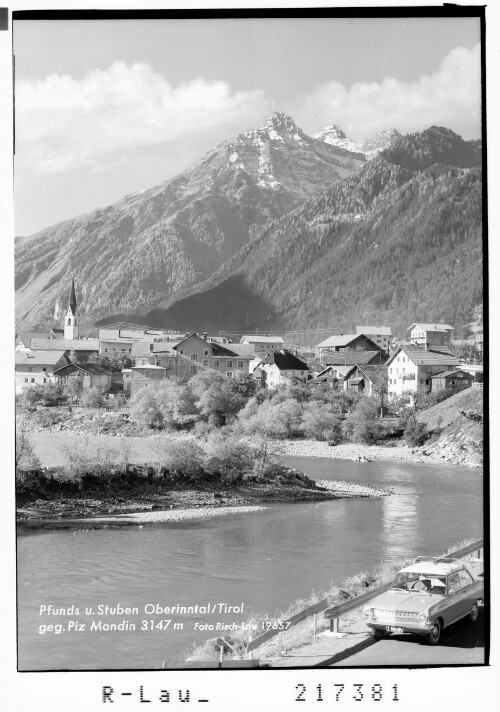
[
  {"x1": 371, "y1": 629, "x2": 386, "y2": 640},
  {"x1": 470, "y1": 603, "x2": 479, "y2": 622},
  {"x1": 425, "y1": 621, "x2": 441, "y2": 646}
]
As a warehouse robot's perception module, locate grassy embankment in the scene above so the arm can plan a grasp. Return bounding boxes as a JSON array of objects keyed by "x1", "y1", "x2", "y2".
[{"x1": 186, "y1": 539, "x2": 481, "y2": 663}]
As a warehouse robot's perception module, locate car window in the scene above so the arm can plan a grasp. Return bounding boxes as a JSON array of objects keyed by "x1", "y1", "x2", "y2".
[
  {"x1": 458, "y1": 569, "x2": 474, "y2": 587},
  {"x1": 447, "y1": 573, "x2": 461, "y2": 594}
]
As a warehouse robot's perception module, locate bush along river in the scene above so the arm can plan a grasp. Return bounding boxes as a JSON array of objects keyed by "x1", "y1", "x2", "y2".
[{"x1": 17, "y1": 457, "x2": 482, "y2": 670}]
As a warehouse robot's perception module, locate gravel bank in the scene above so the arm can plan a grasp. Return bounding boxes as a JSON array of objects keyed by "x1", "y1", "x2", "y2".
[
  {"x1": 72, "y1": 504, "x2": 267, "y2": 524},
  {"x1": 281, "y1": 439, "x2": 435, "y2": 464}
]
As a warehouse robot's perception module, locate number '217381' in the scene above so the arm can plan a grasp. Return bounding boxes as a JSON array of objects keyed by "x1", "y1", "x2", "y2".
[{"x1": 295, "y1": 684, "x2": 400, "y2": 703}]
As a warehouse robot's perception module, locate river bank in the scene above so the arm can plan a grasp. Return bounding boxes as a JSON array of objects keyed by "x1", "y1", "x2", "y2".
[{"x1": 17, "y1": 472, "x2": 390, "y2": 524}]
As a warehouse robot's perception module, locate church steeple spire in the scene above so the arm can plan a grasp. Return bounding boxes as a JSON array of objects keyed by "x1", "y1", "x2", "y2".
[
  {"x1": 68, "y1": 278, "x2": 77, "y2": 316},
  {"x1": 64, "y1": 278, "x2": 79, "y2": 339}
]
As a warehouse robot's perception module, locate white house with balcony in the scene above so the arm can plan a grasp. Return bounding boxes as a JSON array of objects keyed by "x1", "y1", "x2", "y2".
[{"x1": 386, "y1": 345, "x2": 462, "y2": 398}]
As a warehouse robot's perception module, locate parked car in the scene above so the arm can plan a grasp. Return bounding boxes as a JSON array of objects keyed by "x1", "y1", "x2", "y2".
[{"x1": 363, "y1": 557, "x2": 483, "y2": 645}]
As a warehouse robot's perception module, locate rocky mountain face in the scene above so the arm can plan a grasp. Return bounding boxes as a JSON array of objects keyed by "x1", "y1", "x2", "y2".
[
  {"x1": 15, "y1": 112, "x2": 365, "y2": 328},
  {"x1": 145, "y1": 127, "x2": 482, "y2": 338},
  {"x1": 313, "y1": 125, "x2": 401, "y2": 159}
]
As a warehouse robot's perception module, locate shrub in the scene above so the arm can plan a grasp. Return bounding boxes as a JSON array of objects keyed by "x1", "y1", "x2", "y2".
[
  {"x1": 300, "y1": 403, "x2": 342, "y2": 441},
  {"x1": 404, "y1": 416, "x2": 429, "y2": 447},
  {"x1": 130, "y1": 386, "x2": 164, "y2": 429},
  {"x1": 204, "y1": 436, "x2": 254, "y2": 485},
  {"x1": 80, "y1": 386, "x2": 104, "y2": 408},
  {"x1": 342, "y1": 397, "x2": 381, "y2": 444},
  {"x1": 154, "y1": 439, "x2": 205, "y2": 482}
]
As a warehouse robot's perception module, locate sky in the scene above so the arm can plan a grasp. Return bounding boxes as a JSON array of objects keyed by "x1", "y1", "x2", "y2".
[{"x1": 14, "y1": 16, "x2": 481, "y2": 236}]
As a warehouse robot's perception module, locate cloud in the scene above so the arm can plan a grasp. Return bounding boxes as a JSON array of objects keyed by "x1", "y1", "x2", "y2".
[
  {"x1": 294, "y1": 44, "x2": 481, "y2": 141},
  {"x1": 16, "y1": 62, "x2": 271, "y2": 173}
]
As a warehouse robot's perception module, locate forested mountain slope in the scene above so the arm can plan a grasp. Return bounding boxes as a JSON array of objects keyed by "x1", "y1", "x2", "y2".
[{"x1": 143, "y1": 127, "x2": 482, "y2": 338}]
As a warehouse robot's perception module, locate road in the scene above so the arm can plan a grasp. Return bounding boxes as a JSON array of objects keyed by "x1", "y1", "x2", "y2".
[{"x1": 327, "y1": 608, "x2": 485, "y2": 666}]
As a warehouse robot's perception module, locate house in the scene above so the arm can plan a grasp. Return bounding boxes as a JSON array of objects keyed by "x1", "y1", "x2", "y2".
[
  {"x1": 253, "y1": 350, "x2": 309, "y2": 389},
  {"x1": 53, "y1": 363, "x2": 114, "y2": 392},
  {"x1": 344, "y1": 365, "x2": 388, "y2": 397},
  {"x1": 174, "y1": 333, "x2": 252, "y2": 380},
  {"x1": 315, "y1": 333, "x2": 382, "y2": 360},
  {"x1": 132, "y1": 344, "x2": 178, "y2": 378},
  {"x1": 386, "y1": 345, "x2": 462, "y2": 398},
  {"x1": 15, "y1": 350, "x2": 70, "y2": 395},
  {"x1": 356, "y1": 326, "x2": 392, "y2": 354},
  {"x1": 127, "y1": 364, "x2": 167, "y2": 395},
  {"x1": 30, "y1": 338, "x2": 100, "y2": 360},
  {"x1": 322, "y1": 350, "x2": 386, "y2": 367},
  {"x1": 430, "y1": 370, "x2": 473, "y2": 393},
  {"x1": 100, "y1": 338, "x2": 135, "y2": 359},
  {"x1": 240, "y1": 334, "x2": 285, "y2": 358},
  {"x1": 407, "y1": 323, "x2": 454, "y2": 348},
  {"x1": 15, "y1": 331, "x2": 59, "y2": 351},
  {"x1": 309, "y1": 364, "x2": 354, "y2": 390}
]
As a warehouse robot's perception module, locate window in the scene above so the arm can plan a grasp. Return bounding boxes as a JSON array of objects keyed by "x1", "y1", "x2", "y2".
[
  {"x1": 190, "y1": 365, "x2": 197, "y2": 374},
  {"x1": 24, "y1": 378, "x2": 28, "y2": 383},
  {"x1": 105, "y1": 349, "x2": 108, "y2": 353},
  {"x1": 42, "y1": 368, "x2": 46, "y2": 372},
  {"x1": 447, "y1": 573, "x2": 461, "y2": 594},
  {"x1": 150, "y1": 344, "x2": 154, "y2": 352},
  {"x1": 180, "y1": 349, "x2": 184, "y2": 355},
  {"x1": 226, "y1": 360, "x2": 233, "y2": 368},
  {"x1": 145, "y1": 370, "x2": 150, "y2": 378},
  {"x1": 202, "y1": 359, "x2": 209, "y2": 367},
  {"x1": 426, "y1": 379, "x2": 430, "y2": 385},
  {"x1": 226, "y1": 371, "x2": 233, "y2": 378},
  {"x1": 28, "y1": 367, "x2": 33, "y2": 373},
  {"x1": 237, "y1": 360, "x2": 244, "y2": 368},
  {"x1": 31, "y1": 378, "x2": 35, "y2": 383},
  {"x1": 190, "y1": 354, "x2": 198, "y2": 362},
  {"x1": 213, "y1": 360, "x2": 220, "y2": 368},
  {"x1": 204, "y1": 349, "x2": 209, "y2": 356},
  {"x1": 458, "y1": 569, "x2": 474, "y2": 587},
  {"x1": 141, "y1": 358, "x2": 148, "y2": 366},
  {"x1": 156, "y1": 359, "x2": 161, "y2": 366},
  {"x1": 43, "y1": 378, "x2": 47, "y2": 384}
]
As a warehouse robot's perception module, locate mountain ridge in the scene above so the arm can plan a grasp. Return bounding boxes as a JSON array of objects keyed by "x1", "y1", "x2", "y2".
[{"x1": 15, "y1": 112, "x2": 366, "y2": 328}]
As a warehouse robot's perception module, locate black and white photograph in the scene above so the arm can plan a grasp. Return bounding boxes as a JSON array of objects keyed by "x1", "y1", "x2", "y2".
[{"x1": 3, "y1": 1, "x2": 498, "y2": 708}]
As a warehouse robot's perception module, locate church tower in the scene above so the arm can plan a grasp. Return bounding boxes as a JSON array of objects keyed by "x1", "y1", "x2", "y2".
[{"x1": 63, "y1": 278, "x2": 79, "y2": 340}]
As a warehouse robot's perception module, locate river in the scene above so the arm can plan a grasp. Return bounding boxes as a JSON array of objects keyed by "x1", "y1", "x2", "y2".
[{"x1": 17, "y1": 457, "x2": 483, "y2": 670}]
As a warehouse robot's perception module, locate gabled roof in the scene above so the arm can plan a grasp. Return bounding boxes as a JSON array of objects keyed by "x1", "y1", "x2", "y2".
[
  {"x1": 356, "y1": 365, "x2": 388, "y2": 381},
  {"x1": 430, "y1": 370, "x2": 472, "y2": 379},
  {"x1": 260, "y1": 351, "x2": 309, "y2": 371},
  {"x1": 407, "y1": 323, "x2": 454, "y2": 332},
  {"x1": 224, "y1": 343, "x2": 254, "y2": 358},
  {"x1": 316, "y1": 334, "x2": 360, "y2": 348},
  {"x1": 241, "y1": 334, "x2": 285, "y2": 344},
  {"x1": 53, "y1": 363, "x2": 113, "y2": 376},
  {"x1": 386, "y1": 345, "x2": 461, "y2": 367},
  {"x1": 15, "y1": 350, "x2": 68, "y2": 366},
  {"x1": 323, "y1": 350, "x2": 384, "y2": 366},
  {"x1": 356, "y1": 326, "x2": 392, "y2": 336},
  {"x1": 173, "y1": 333, "x2": 246, "y2": 358},
  {"x1": 16, "y1": 331, "x2": 53, "y2": 347},
  {"x1": 31, "y1": 338, "x2": 100, "y2": 351}
]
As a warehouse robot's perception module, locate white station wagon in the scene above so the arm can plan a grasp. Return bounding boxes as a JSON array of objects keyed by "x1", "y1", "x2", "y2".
[{"x1": 363, "y1": 557, "x2": 484, "y2": 645}]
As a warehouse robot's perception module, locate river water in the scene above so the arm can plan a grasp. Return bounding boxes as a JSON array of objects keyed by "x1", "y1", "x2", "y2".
[{"x1": 17, "y1": 457, "x2": 483, "y2": 670}]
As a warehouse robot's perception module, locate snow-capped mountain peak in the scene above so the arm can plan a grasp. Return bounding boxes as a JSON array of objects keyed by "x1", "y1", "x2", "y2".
[
  {"x1": 313, "y1": 124, "x2": 362, "y2": 153},
  {"x1": 314, "y1": 124, "x2": 403, "y2": 159}
]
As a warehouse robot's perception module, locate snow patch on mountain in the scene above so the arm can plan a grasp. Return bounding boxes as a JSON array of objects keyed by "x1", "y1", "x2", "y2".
[{"x1": 314, "y1": 124, "x2": 402, "y2": 159}]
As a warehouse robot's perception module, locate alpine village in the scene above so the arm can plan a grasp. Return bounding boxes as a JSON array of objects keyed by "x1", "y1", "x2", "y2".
[{"x1": 15, "y1": 113, "x2": 484, "y2": 666}]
